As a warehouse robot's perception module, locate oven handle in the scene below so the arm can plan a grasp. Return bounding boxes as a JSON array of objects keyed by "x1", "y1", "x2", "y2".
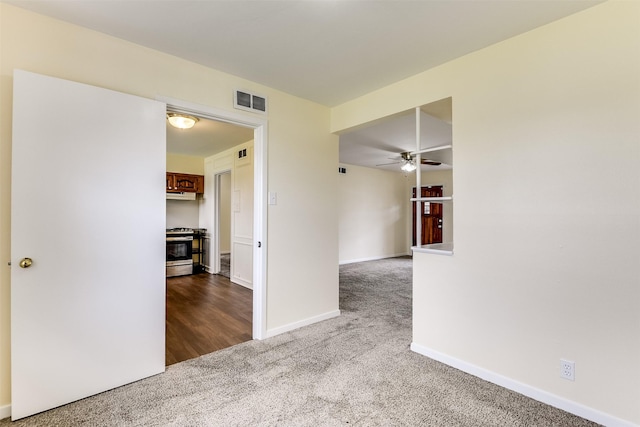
[{"x1": 166, "y1": 236, "x2": 194, "y2": 241}]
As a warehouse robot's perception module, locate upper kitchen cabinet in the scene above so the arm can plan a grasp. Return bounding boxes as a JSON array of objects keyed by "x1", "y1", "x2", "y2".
[{"x1": 166, "y1": 172, "x2": 204, "y2": 194}]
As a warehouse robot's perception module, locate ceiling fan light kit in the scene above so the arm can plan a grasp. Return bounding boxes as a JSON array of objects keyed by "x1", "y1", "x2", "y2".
[
  {"x1": 167, "y1": 113, "x2": 199, "y2": 129},
  {"x1": 401, "y1": 159, "x2": 417, "y2": 172}
]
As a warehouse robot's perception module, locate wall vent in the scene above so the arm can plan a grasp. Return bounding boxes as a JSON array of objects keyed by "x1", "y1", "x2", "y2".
[{"x1": 234, "y1": 89, "x2": 267, "y2": 114}]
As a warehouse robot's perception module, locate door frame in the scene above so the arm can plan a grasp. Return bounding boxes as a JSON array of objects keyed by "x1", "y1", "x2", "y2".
[
  {"x1": 213, "y1": 170, "x2": 232, "y2": 276},
  {"x1": 412, "y1": 184, "x2": 444, "y2": 246},
  {"x1": 158, "y1": 96, "x2": 267, "y2": 340}
]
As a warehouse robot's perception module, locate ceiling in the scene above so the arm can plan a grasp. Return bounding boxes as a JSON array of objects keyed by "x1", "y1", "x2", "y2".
[
  {"x1": 7, "y1": 0, "x2": 601, "y2": 165},
  {"x1": 340, "y1": 98, "x2": 453, "y2": 172},
  {"x1": 166, "y1": 114, "x2": 253, "y2": 157},
  {"x1": 6, "y1": 0, "x2": 601, "y2": 107}
]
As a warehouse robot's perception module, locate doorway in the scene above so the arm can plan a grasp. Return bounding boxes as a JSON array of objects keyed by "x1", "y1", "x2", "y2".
[
  {"x1": 162, "y1": 96, "x2": 267, "y2": 361},
  {"x1": 216, "y1": 171, "x2": 232, "y2": 279}
]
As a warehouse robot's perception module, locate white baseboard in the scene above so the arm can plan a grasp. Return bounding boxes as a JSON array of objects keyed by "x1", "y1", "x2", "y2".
[
  {"x1": 0, "y1": 404, "x2": 10, "y2": 420},
  {"x1": 339, "y1": 252, "x2": 411, "y2": 265},
  {"x1": 410, "y1": 343, "x2": 637, "y2": 427},
  {"x1": 266, "y1": 309, "x2": 341, "y2": 338},
  {"x1": 230, "y1": 276, "x2": 253, "y2": 290}
]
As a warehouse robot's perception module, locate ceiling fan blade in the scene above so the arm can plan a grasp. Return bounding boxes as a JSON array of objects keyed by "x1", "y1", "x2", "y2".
[
  {"x1": 376, "y1": 161, "x2": 401, "y2": 166},
  {"x1": 420, "y1": 158, "x2": 442, "y2": 166}
]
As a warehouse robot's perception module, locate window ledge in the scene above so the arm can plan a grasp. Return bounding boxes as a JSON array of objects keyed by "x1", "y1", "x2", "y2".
[{"x1": 412, "y1": 242, "x2": 454, "y2": 256}]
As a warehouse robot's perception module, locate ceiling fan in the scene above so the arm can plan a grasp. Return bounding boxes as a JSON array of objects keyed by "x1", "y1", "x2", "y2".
[{"x1": 377, "y1": 152, "x2": 441, "y2": 172}]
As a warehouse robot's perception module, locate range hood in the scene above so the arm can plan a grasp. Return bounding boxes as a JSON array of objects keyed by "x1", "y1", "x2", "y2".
[{"x1": 166, "y1": 192, "x2": 197, "y2": 201}]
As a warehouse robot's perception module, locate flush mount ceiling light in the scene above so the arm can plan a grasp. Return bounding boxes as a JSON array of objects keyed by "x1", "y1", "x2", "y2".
[{"x1": 167, "y1": 113, "x2": 199, "y2": 129}]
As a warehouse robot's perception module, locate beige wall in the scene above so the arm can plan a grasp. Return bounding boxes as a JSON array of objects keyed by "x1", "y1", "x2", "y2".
[
  {"x1": 0, "y1": 3, "x2": 338, "y2": 411},
  {"x1": 337, "y1": 166, "x2": 453, "y2": 264},
  {"x1": 166, "y1": 153, "x2": 205, "y2": 175},
  {"x1": 338, "y1": 164, "x2": 412, "y2": 263},
  {"x1": 332, "y1": 2, "x2": 640, "y2": 424}
]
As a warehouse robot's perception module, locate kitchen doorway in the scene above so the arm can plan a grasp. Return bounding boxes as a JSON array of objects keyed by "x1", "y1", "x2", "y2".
[{"x1": 163, "y1": 96, "x2": 267, "y2": 365}]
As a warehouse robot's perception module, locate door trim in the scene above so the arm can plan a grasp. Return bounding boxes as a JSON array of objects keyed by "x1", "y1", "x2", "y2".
[
  {"x1": 158, "y1": 96, "x2": 268, "y2": 340},
  {"x1": 213, "y1": 170, "x2": 231, "y2": 276}
]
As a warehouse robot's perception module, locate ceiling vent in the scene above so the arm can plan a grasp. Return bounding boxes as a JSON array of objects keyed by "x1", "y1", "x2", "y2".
[{"x1": 234, "y1": 89, "x2": 267, "y2": 114}]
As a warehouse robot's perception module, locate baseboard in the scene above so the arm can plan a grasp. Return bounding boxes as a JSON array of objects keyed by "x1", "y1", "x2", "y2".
[
  {"x1": 265, "y1": 309, "x2": 341, "y2": 338},
  {"x1": 0, "y1": 404, "x2": 10, "y2": 420},
  {"x1": 230, "y1": 276, "x2": 252, "y2": 290},
  {"x1": 410, "y1": 343, "x2": 636, "y2": 427},
  {"x1": 339, "y1": 252, "x2": 411, "y2": 265}
]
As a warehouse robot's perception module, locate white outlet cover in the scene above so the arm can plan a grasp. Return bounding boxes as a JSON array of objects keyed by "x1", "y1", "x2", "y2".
[{"x1": 560, "y1": 359, "x2": 575, "y2": 381}]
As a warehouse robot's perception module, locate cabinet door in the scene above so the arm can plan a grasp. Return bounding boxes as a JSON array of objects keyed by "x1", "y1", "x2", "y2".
[
  {"x1": 166, "y1": 173, "x2": 176, "y2": 191},
  {"x1": 166, "y1": 172, "x2": 204, "y2": 193},
  {"x1": 174, "y1": 173, "x2": 199, "y2": 192},
  {"x1": 195, "y1": 175, "x2": 204, "y2": 193}
]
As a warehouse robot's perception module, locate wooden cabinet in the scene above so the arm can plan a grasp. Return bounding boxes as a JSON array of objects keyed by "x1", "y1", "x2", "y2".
[{"x1": 166, "y1": 172, "x2": 204, "y2": 194}]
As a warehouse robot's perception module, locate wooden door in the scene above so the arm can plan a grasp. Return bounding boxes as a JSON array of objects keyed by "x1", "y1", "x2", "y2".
[
  {"x1": 11, "y1": 70, "x2": 166, "y2": 420},
  {"x1": 412, "y1": 186, "x2": 443, "y2": 246}
]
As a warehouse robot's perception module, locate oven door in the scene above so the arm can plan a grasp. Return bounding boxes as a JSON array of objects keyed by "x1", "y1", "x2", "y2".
[{"x1": 166, "y1": 236, "x2": 193, "y2": 262}]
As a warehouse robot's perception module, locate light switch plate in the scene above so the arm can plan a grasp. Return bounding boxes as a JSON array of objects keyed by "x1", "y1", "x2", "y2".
[{"x1": 268, "y1": 192, "x2": 277, "y2": 205}]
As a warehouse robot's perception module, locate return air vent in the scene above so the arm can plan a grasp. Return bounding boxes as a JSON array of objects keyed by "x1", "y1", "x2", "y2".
[{"x1": 234, "y1": 89, "x2": 267, "y2": 114}]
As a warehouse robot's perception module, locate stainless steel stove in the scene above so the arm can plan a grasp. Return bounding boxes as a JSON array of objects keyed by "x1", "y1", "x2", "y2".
[{"x1": 166, "y1": 228, "x2": 194, "y2": 277}]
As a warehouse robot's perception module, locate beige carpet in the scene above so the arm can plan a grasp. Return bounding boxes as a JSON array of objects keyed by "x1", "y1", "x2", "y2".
[{"x1": 1, "y1": 257, "x2": 599, "y2": 426}]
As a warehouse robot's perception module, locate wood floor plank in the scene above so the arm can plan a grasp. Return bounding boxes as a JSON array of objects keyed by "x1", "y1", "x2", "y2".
[{"x1": 166, "y1": 273, "x2": 253, "y2": 366}]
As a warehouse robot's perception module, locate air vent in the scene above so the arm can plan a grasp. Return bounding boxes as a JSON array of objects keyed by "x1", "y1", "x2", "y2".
[{"x1": 234, "y1": 89, "x2": 267, "y2": 114}]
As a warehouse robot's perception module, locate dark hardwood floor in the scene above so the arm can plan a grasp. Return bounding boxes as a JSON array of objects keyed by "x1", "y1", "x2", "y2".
[{"x1": 166, "y1": 273, "x2": 253, "y2": 366}]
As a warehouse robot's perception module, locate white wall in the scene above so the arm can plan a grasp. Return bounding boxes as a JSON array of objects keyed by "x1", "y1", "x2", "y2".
[
  {"x1": 0, "y1": 4, "x2": 338, "y2": 411},
  {"x1": 166, "y1": 199, "x2": 200, "y2": 229},
  {"x1": 331, "y1": 2, "x2": 640, "y2": 425},
  {"x1": 338, "y1": 164, "x2": 411, "y2": 263}
]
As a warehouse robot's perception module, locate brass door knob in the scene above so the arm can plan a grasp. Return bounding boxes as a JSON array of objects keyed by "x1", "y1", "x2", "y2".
[{"x1": 19, "y1": 258, "x2": 33, "y2": 268}]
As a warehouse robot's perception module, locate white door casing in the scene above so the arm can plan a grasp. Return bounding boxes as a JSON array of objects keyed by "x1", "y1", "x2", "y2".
[
  {"x1": 11, "y1": 70, "x2": 166, "y2": 419},
  {"x1": 159, "y1": 96, "x2": 267, "y2": 340}
]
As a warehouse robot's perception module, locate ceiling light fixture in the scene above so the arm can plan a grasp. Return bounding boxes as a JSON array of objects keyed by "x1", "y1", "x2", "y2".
[
  {"x1": 401, "y1": 159, "x2": 417, "y2": 172},
  {"x1": 167, "y1": 113, "x2": 199, "y2": 130}
]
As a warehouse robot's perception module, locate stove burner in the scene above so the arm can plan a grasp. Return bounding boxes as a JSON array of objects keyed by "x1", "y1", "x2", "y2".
[{"x1": 166, "y1": 228, "x2": 206, "y2": 235}]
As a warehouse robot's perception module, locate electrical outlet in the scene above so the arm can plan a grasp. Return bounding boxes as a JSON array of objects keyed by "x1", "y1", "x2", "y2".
[{"x1": 560, "y1": 359, "x2": 575, "y2": 381}]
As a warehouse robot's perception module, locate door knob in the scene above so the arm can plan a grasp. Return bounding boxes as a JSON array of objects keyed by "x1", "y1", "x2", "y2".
[{"x1": 19, "y1": 258, "x2": 33, "y2": 268}]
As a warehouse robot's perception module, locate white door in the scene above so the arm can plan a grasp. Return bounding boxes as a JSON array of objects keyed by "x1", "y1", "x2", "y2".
[
  {"x1": 231, "y1": 144, "x2": 254, "y2": 288},
  {"x1": 10, "y1": 70, "x2": 166, "y2": 420}
]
